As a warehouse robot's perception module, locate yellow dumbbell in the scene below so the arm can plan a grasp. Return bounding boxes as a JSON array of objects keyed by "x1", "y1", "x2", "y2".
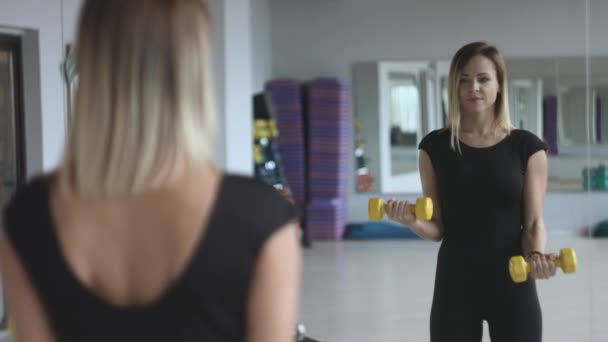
[
  {"x1": 368, "y1": 197, "x2": 433, "y2": 221},
  {"x1": 509, "y1": 248, "x2": 578, "y2": 283}
]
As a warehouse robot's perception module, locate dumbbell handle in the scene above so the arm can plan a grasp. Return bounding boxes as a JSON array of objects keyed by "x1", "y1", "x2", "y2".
[
  {"x1": 521, "y1": 258, "x2": 565, "y2": 272},
  {"x1": 368, "y1": 197, "x2": 433, "y2": 221},
  {"x1": 406, "y1": 204, "x2": 417, "y2": 213},
  {"x1": 378, "y1": 201, "x2": 417, "y2": 212}
]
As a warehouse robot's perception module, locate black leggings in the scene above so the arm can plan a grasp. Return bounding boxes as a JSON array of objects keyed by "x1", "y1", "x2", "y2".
[{"x1": 430, "y1": 278, "x2": 542, "y2": 342}]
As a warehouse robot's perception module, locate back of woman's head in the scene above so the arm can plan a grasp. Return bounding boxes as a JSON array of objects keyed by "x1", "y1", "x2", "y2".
[{"x1": 60, "y1": 0, "x2": 216, "y2": 198}]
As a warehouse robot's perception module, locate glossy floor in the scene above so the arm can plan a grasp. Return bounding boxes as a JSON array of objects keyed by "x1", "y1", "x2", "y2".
[
  {"x1": 0, "y1": 235, "x2": 605, "y2": 342},
  {"x1": 299, "y1": 235, "x2": 608, "y2": 342}
]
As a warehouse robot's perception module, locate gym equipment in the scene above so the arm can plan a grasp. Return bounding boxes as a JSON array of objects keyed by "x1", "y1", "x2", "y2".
[
  {"x1": 261, "y1": 86, "x2": 311, "y2": 246},
  {"x1": 343, "y1": 221, "x2": 420, "y2": 239},
  {"x1": 305, "y1": 78, "x2": 351, "y2": 241},
  {"x1": 295, "y1": 323, "x2": 321, "y2": 342},
  {"x1": 354, "y1": 118, "x2": 375, "y2": 192},
  {"x1": 306, "y1": 78, "x2": 351, "y2": 200},
  {"x1": 296, "y1": 323, "x2": 306, "y2": 341},
  {"x1": 306, "y1": 198, "x2": 346, "y2": 240},
  {"x1": 583, "y1": 164, "x2": 608, "y2": 191},
  {"x1": 509, "y1": 248, "x2": 577, "y2": 283},
  {"x1": 253, "y1": 94, "x2": 291, "y2": 194},
  {"x1": 264, "y1": 82, "x2": 307, "y2": 205},
  {"x1": 593, "y1": 219, "x2": 608, "y2": 237},
  {"x1": 368, "y1": 197, "x2": 433, "y2": 221}
]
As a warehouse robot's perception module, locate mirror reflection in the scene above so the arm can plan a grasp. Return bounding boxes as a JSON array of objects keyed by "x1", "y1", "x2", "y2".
[
  {"x1": 1, "y1": 0, "x2": 607, "y2": 342},
  {"x1": 355, "y1": 56, "x2": 608, "y2": 193},
  {"x1": 388, "y1": 72, "x2": 420, "y2": 176},
  {"x1": 265, "y1": 1, "x2": 606, "y2": 342}
]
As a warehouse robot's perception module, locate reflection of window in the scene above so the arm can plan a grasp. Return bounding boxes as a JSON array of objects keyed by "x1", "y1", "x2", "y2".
[
  {"x1": 389, "y1": 73, "x2": 419, "y2": 146},
  {"x1": 560, "y1": 87, "x2": 589, "y2": 145}
]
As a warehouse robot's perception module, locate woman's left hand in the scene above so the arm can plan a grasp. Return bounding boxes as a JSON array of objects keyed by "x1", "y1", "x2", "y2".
[{"x1": 528, "y1": 253, "x2": 558, "y2": 280}]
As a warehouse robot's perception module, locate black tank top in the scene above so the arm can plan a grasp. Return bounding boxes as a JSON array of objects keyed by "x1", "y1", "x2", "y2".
[
  {"x1": 419, "y1": 129, "x2": 548, "y2": 280},
  {"x1": 2, "y1": 174, "x2": 297, "y2": 342}
]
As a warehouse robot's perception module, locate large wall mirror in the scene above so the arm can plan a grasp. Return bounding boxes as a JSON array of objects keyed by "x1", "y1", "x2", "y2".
[
  {"x1": 268, "y1": 0, "x2": 607, "y2": 341},
  {"x1": 354, "y1": 56, "x2": 608, "y2": 193},
  {"x1": 350, "y1": 54, "x2": 604, "y2": 341},
  {"x1": 507, "y1": 57, "x2": 608, "y2": 192},
  {"x1": 353, "y1": 62, "x2": 435, "y2": 193}
]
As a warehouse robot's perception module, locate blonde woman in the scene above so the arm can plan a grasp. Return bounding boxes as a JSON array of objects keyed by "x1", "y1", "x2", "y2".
[
  {"x1": 385, "y1": 42, "x2": 555, "y2": 341},
  {"x1": 0, "y1": 1, "x2": 301, "y2": 341}
]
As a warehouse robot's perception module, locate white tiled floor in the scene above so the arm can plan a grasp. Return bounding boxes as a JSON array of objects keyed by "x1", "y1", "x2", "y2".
[
  {"x1": 299, "y1": 235, "x2": 608, "y2": 342},
  {"x1": 0, "y1": 235, "x2": 605, "y2": 342}
]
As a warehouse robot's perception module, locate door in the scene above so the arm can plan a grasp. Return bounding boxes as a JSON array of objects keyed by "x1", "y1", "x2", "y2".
[{"x1": 0, "y1": 33, "x2": 27, "y2": 330}]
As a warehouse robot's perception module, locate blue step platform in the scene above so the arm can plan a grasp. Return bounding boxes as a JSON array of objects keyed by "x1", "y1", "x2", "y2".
[{"x1": 343, "y1": 221, "x2": 420, "y2": 239}]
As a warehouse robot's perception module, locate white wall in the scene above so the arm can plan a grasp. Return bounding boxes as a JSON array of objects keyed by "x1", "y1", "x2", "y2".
[
  {"x1": 60, "y1": 0, "x2": 82, "y2": 44},
  {"x1": 3, "y1": 0, "x2": 255, "y2": 176},
  {"x1": 205, "y1": 0, "x2": 227, "y2": 167},
  {"x1": 251, "y1": 0, "x2": 272, "y2": 93},
  {"x1": 270, "y1": 0, "x2": 608, "y2": 81},
  {"x1": 216, "y1": 0, "x2": 253, "y2": 175},
  {"x1": 269, "y1": 0, "x2": 608, "y2": 232},
  {"x1": 0, "y1": 0, "x2": 67, "y2": 174},
  {"x1": 208, "y1": 0, "x2": 255, "y2": 175}
]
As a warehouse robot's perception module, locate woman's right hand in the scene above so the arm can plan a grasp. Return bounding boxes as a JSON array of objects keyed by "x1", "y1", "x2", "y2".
[{"x1": 384, "y1": 199, "x2": 417, "y2": 227}]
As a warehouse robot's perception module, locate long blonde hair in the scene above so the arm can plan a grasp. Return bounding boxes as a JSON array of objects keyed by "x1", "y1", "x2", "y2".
[
  {"x1": 58, "y1": 0, "x2": 217, "y2": 198},
  {"x1": 446, "y1": 42, "x2": 512, "y2": 153}
]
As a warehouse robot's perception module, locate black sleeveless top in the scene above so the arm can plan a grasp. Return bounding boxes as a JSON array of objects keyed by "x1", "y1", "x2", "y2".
[
  {"x1": 419, "y1": 129, "x2": 548, "y2": 284},
  {"x1": 2, "y1": 174, "x2": 297, "y2": 342}
]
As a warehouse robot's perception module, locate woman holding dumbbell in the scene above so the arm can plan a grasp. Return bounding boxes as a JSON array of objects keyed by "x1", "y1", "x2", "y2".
[
  {"x1": 385, "y1": 42, "x2": 556, "y2": 342},
  {"x1": 0, "y1": 1, "x2": 301, "y2": 341}
]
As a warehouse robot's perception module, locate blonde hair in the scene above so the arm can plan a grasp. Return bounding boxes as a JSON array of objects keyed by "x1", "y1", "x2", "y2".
[
  {"x1": 445, "y1": 42, "x2": 512, "y2": 153},
  {"x1": 58, "y1": 0, "x2": 217, "y2": 198}
]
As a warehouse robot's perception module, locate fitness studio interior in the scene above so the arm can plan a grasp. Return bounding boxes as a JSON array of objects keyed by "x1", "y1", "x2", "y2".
[{"x1": 0, "y1": 0, "x2": 607, "y2": 341}]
